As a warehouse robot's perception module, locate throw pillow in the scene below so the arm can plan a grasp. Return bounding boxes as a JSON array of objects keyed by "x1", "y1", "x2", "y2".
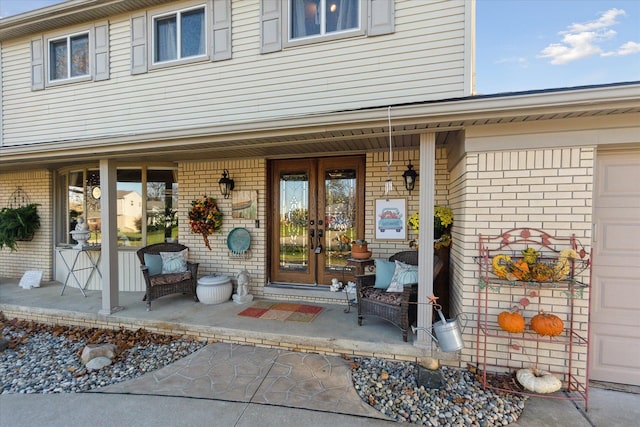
[
  {"x1": 143, "y1": 253, "x2": 163, "y2": 276},
  {"x1": 160, "y1": 249, "x2": 188, "y2": 274},
  {"x1": 374, "y1": 259, "x2": 396, "y2": 289},
  {"x1": 386, "y1": 260, "x2": 419, "y2": 293}
]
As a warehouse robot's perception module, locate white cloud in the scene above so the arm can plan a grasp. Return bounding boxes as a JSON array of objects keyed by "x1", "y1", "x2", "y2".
[
  {"x1": 538, "y1": 8, "x2": 639, "y2": 65},
  {"x1": 495, "y1": 57, "x2": 529, "y2": 68},
  {"x1": 601, "y1": 41, "x2": 640, "y2": 57},
  {"x1": 568, "y1": 8, "x2": 625, "y2": 32}
]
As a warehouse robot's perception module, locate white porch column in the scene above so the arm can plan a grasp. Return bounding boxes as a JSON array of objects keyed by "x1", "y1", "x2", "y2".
[
  {"x1": 414, "y1": 132, "x2": 436, "y2": 349},
  {"x1": 99, "y1": 159, "x2": 120, "y2": 315}
]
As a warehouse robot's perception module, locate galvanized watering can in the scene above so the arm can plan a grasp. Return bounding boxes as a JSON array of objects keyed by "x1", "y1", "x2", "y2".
[{"x1": 412, "y1": 307, "x2": 467, "y2": 352}]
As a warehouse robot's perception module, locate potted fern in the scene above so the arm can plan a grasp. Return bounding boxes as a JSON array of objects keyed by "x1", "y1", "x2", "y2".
[{"x1": 0, "y1": 203, "x2": 41, "y2": 251}]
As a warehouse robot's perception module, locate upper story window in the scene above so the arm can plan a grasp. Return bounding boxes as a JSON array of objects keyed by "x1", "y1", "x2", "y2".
[
  {"x1": 49, "y1": 32, "x2": 90, "y2": 81},
  {"x1": 31, "y1": 22, "x2": 109, "y2": 90},
  {"x1": 153, "y1": 6, "x2": 206, "y2": 64},
  {"x1": 290, "y1": 0, "x2": 360, "y2": 40},
  {"x1": 131, "y1": 1, "x2": 232, "y2": 75},
  {"x1": 260, "y1": 0, "x2": 393, "y2": 54}
]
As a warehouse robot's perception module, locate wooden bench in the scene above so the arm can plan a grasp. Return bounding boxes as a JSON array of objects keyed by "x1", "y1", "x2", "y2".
[
  {"x1": 136, "y1": 243, "x2": 199, "y2": 310},
  {"x1": 355, "y1": 251, "x2": 443, "y2": 342}
]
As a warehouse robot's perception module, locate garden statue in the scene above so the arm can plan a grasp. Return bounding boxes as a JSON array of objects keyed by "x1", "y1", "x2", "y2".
[
  {"x1": 233, "y1": 269, "x2": 253, "y2": 304},
  {"x1": 70, "y1": 217, "x2": 91, "y2": 249}
]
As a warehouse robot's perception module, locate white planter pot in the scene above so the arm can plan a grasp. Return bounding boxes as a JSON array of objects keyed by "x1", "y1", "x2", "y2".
[{"x1": 197, "y1": 274, "x2": 232, "y2": 304}]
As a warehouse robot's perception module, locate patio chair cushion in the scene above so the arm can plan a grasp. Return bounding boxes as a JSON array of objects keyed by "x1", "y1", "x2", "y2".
[
  {"x1": 374, "y1": 259, "x2": 396, "y2": 289},
  {"x1": 387, "y1": 260, "x2": 419, "y2": 293},
  {"x1": 150, "y1": 271, "x2": 193, "y2": 287},
  {"x1": 361, "y1": 287, "x2": 405, "y2": 306},
  {"x1": 160, "y1": 249, "x2": 188, "y2": 273},
  {"x1": 143, "y1": 253, "x2": 163, "y2": 276}
]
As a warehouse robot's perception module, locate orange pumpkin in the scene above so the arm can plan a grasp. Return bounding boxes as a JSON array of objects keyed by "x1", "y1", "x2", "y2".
[
  {"x1": 498, "y1": 311, "x2": 525, "y2": 333},
  {"x1": 531, "y1": 311, "x2": 564, "y2": 336}
]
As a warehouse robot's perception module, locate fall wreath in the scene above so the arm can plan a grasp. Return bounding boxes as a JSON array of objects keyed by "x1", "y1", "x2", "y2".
[{"x1": 188, "y1": 196, "x2": 223, "y2": 250}]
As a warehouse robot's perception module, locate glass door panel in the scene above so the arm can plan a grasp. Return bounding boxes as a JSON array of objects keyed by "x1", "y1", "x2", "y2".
[
  {"x1": 279, "y1": 171, "x2": 310, "y2": 274},
  {"x1": 323, "y1": 168, "x2": 356, "y2": 279}
]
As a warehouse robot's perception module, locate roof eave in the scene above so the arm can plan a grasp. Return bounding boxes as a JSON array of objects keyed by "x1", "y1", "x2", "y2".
[{"x1": 0, "y1": 0, "x2": 178, "y2": 41}]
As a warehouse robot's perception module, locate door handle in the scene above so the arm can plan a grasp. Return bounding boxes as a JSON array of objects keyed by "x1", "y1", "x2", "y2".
[
  {"x1": 309, "y1": 229, "x2": 315, "y2": 249},
  {"x1": 316, "y1": 229, "x2": 323, "y2": 252}
]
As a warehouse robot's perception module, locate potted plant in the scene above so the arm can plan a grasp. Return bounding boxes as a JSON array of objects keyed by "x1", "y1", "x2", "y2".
[
  {"x1": 0, "y1": 203, "x2": 41, "y2": 251},
  {"x1": 350, "y1": 239, "x2": 371, "y2": 259},
  {"x1": 351, "y1": 239, "x2": 368, "y2": 253},
  {"x1": 407, "y1": 205, "x2": 453, "y2": 249},
  {"x1": 434, "y1": 205, "x2": 453, "y2": 239}
]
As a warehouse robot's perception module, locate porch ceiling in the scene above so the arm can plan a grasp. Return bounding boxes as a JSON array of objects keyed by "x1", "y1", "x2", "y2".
[{"x1": 1, "y1": 82, "x2": 639, "y2": 171}]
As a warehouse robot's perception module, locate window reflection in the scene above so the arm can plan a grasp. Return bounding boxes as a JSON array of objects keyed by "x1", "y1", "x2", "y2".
[
  {"x1": 117, "y1": 169, "x2": 142, "y2": 247},
  {"x1": 68, "y1": 171, "x2": 84, "y2": 239},
  {"x1": 146, "y1": 170, "x2": 178, "y2": 244},
  {"x1": 290, "y1": 0, "x2": 359, "y2": 40},
  {"x1": 61, "y1": 167, "x2": 178, "y2": 248}
]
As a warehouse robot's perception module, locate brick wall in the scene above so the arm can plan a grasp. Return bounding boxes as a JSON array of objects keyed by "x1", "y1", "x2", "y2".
[
  {"x1": 0, "y1": 170, "x2": 53, "y2": 280},
  {"x1": 179, "y1": 159, "x2": 267, "y2": 294},
  {"x1": 450, "y1": 147, "x2": 594, "y2": 383},
  {"x1": 178, "y1": 149, "x2": 450, "y2": 301},
  {"x1": 365, "y1": 146, "x2": 450, "y2": 259}
]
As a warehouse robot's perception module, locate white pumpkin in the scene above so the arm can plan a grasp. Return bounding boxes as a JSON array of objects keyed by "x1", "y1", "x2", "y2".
[{"x1": 516, "y1": 368, "x2": 562, "y2": 394}]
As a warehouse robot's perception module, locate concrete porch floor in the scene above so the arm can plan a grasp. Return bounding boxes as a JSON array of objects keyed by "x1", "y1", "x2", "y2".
[
  {"x1": 0, "y1": 278, "x2": 448, "y2": 362},
  {"x1": 3, "y1": 278, "x2": 640, "y2": 426}
]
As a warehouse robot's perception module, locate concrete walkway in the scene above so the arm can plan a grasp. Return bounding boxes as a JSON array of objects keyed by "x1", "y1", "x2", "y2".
[{"x1": 2, "y1": 341, "x2": 639, "y2": 426}]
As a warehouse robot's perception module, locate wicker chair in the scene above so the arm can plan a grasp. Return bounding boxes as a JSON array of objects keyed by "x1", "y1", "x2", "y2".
[
  {"x1": 136, "y1": 242, "x2": 199, "y2": 310},
  {"x1": 355, "y1": 251, "x2": 443, "y2": 342}
]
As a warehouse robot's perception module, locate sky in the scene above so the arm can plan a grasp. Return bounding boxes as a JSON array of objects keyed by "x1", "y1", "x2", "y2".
[{"x1": 1, "y1": 0, "x2": 638, "y2": 94}]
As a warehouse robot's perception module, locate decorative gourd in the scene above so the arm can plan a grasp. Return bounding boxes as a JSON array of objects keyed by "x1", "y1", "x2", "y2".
[
  {"x1": 531, "y1": 311, "x2": 564, "y2": 336},
  {"x1": 509, "y1": 260, "x2": 530, "y2": 281},
  {"x1": 521, "y1": 247, "x2": 540, "y2": 265},
  {"x1": 516, "y1": 367, "x2": 562, "y2": 393},
  {"x1": 531, "y1": 263, "x2": 553, "y2": 282},
  {"x1": 552, "y1": 248, "x2": 578, "y2": 281},
  {"x1": 497, "y1": 310, "x2": 525, "y2": 333},
  {"x1": 492, "y1": 254, "x2": 510, "y2": 279}
]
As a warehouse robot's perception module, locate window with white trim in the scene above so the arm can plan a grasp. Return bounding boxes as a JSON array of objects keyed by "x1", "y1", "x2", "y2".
[
  {"x1": 289, "y1": 0, "x2": 360, "y2": 41},
  {"x1": 260, "y1": 0, "x2": 393, "y2": 54},
  {"x1": 48, "y1": 32, "x2": 89, "y2": 81},
  {"x1": 152, "y1": 6, "x2": 206, "y2": 64},
  {"x1": 31, "y1": 22, "x2": 109, "y2": 90}
]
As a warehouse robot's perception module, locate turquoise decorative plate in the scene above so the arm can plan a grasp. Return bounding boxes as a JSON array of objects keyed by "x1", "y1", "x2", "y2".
[{"x1": 227, "y1": 227, "x2": 251, "y2": 255}]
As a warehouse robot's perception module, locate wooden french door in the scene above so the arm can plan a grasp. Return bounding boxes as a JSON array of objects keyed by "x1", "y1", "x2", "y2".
[{"x1": 270, "y1": 156, "x2": 365, "y2": 286}]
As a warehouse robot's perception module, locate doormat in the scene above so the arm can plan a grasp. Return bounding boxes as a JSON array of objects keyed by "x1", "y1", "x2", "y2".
[{"x1": 237, "y1": 301, "x2": 323, "y2": 323}]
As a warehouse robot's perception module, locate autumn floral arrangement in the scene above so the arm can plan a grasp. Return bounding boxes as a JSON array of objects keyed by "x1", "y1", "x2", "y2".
[
  {"x1": 188, "y1": 195, "x2": 223, "y2": 250},
  {"x1": 407, "y1": 205, "x2": 453, "y2": 250}
]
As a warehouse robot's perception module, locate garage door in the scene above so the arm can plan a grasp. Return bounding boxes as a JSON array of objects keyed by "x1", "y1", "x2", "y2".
[{"x1": 590, "y1": 149, "x2": 640, "y2": 386}]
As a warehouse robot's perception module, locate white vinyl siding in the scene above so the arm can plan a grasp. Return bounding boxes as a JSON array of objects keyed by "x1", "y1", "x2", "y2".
[{"x1": 3, "y1": 1, "x2": 468, "y2": 146}]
